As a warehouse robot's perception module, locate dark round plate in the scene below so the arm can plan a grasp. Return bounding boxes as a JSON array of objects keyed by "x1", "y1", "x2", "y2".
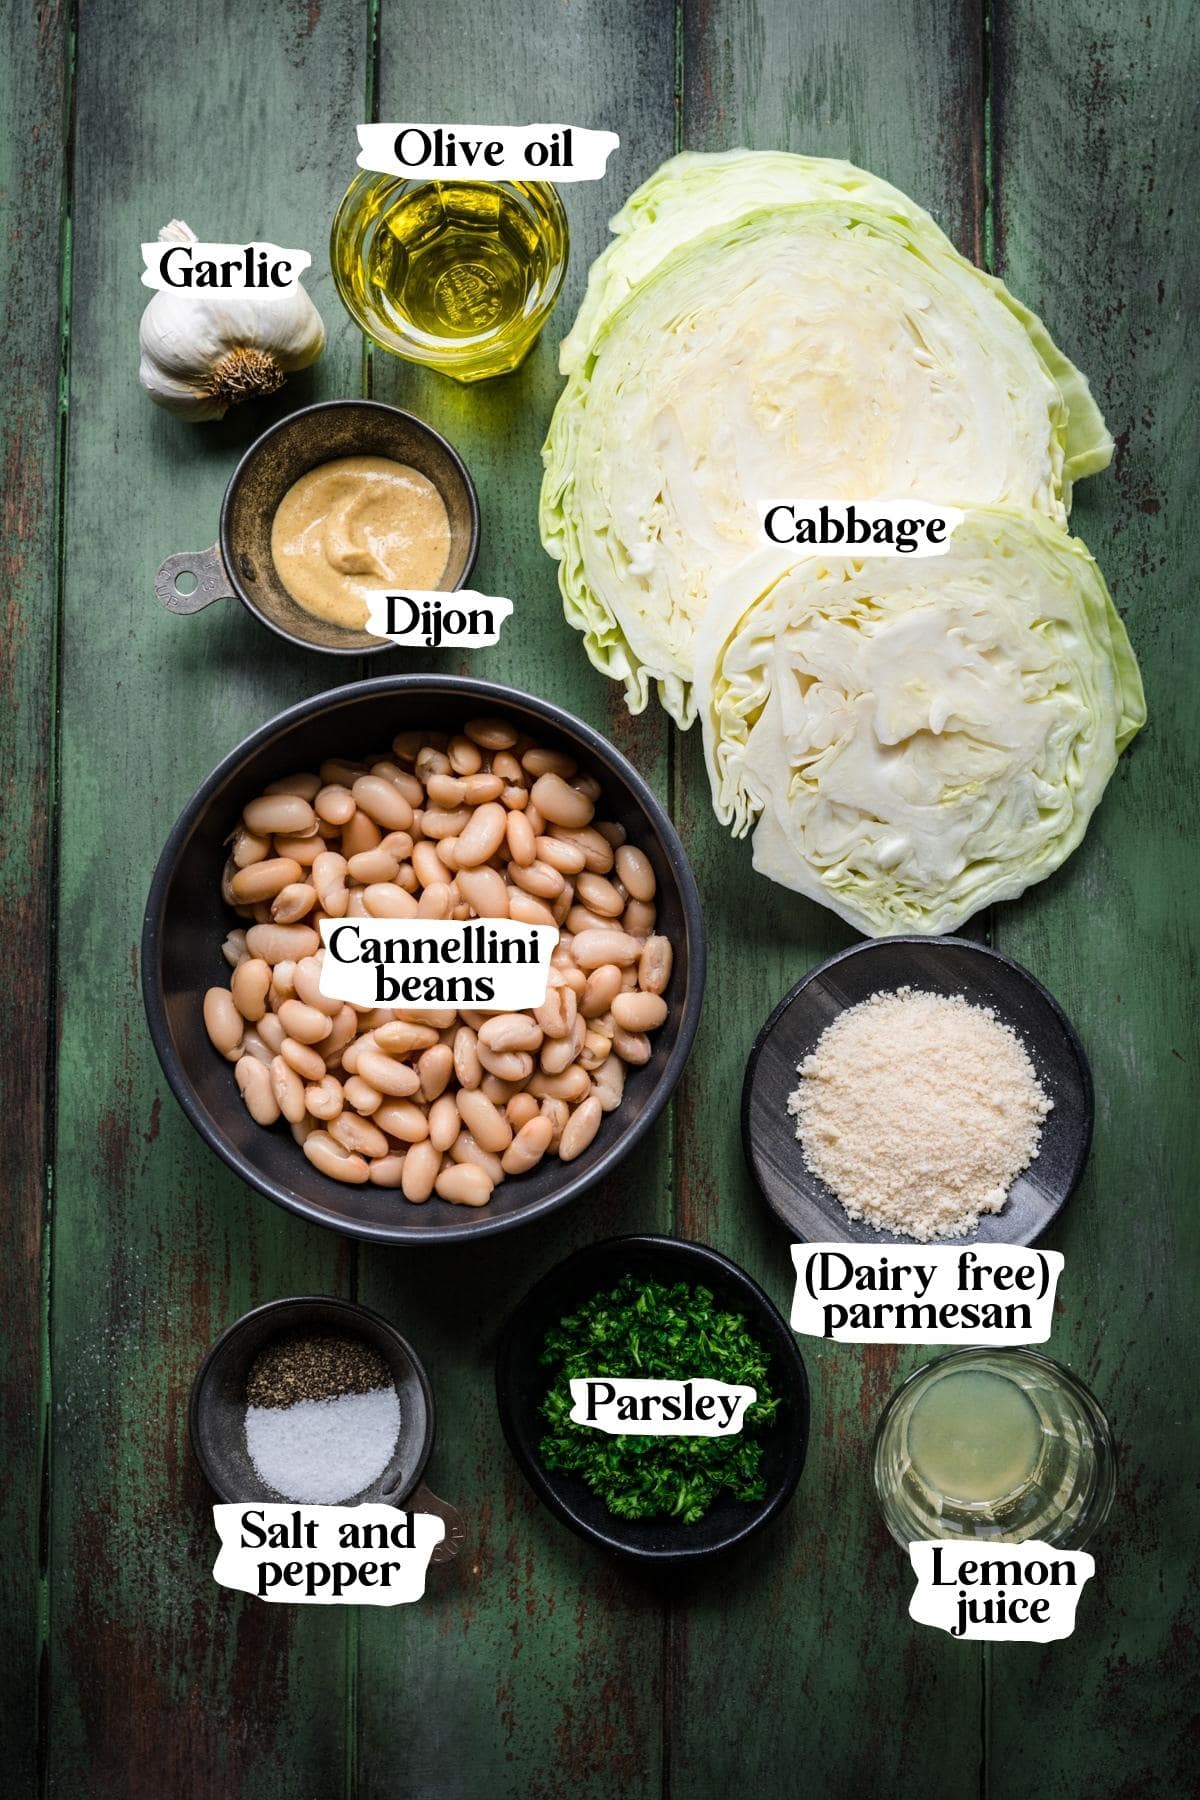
[
  {"x1": 495, "y1": 1235, "x2": 810, "y2": 1566},
  {"x1": 742, "y1": 937, "x2": 1094, "y2": 1248}
]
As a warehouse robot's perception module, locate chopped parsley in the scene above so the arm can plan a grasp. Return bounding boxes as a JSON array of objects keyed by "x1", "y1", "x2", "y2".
[{"x1": 538, "y1": 1274, "x2": 779, "y2": 1524}]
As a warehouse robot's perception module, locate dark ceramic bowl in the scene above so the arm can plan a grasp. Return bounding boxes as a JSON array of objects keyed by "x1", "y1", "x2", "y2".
[
  {"x1": 143, "y1": 676, "x2": 705, "y2": 1244},
  {"x1": 154, "y1": 399, "x2": 479, "y2": 653},
  {"x1": 495, "y1": 1236, "x2": 810, "y2": 1566},
  {"x1": 188, "y1": 1295, "x2": 464, "y2": 1558},
  {"x1": 743, "y1": 937, "x2": 1094, "y2": 1248}
]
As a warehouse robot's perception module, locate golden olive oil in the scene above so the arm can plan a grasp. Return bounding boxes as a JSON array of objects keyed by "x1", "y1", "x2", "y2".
[{"x1": 331, "y1": 175, "x2": 568, "y2": 381}]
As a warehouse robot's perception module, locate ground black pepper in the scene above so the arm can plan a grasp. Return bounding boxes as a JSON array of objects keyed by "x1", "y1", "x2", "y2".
[{"x1": 246, "y1": 1331, "x2": 393, "y2": 1409}]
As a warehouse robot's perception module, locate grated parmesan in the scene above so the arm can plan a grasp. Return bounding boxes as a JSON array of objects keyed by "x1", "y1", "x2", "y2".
[{"x1": 787, "y1": 987, "x2": 1052, "y2": 1241}]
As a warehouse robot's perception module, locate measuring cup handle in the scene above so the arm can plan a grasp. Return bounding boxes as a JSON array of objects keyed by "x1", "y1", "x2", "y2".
[
  {"x1": 155, "y1": 544, "x2": 232, "y2": 615},
  {"x1": 407, "y1": 1481, "x2": 466, "y2": 1566}
]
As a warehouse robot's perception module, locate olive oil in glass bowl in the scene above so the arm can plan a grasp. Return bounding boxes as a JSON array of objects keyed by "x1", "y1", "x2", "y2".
[
  {"x1": 873, "y1": 1349, "x2": 1116, "y2": 1551},
  {"x1": 331, "y1": 174, "x2": 569, "y2": 381}
]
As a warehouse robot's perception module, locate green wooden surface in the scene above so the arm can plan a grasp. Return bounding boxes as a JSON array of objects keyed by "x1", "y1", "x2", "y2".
[
  {"x1": 3, "y1": 0, "x2": 1196, "y2": 1795},
  {"x1": 0, "y1": 5, "x2": 71, "y2": 1796}
]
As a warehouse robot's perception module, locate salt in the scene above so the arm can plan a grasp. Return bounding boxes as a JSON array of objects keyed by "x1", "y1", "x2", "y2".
[{"x1": 245, "y1": 1385, "x2": 402, "y2": 1504}]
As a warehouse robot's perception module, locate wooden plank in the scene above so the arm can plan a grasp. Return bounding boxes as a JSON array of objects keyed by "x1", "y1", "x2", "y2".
[
  {"x1": 0, "y1": 2, "x2": 71, "y2": 1791},
  {"x1": 988, "y1": 3, "x2": 1200, "y2": 1792},
  {"x1": 669, "y1": 3, "x2": 988, "y2": 1795},
  {"x1": 46, "y1": 3, "x2": 369, "y2": 1795},
  {"x1": 354, "y1": 5, "x2": 678, "y2": 1795}
]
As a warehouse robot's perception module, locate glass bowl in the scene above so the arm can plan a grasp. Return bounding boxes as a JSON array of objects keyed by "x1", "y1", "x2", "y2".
[
  {"x1": 331, "y1": 172, "x2": 569, "y2": 381},
  {"x1": 873, "y1": 1347, "x2": 1116, "y2": 1550}
]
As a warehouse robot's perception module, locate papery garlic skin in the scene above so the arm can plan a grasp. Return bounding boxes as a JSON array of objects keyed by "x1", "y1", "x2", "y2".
[{"x1": 138, "y1": 221, "x2": 326, "y2": 420}]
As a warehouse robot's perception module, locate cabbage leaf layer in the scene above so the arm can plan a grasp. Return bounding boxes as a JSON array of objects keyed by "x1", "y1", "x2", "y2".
[{"x1": 696, "y1": 510, "x2": 1145, "y2": 937}]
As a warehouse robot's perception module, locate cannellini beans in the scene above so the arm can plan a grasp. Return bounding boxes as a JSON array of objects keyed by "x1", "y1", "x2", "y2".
[
  {"x1": 231, "y1": 826, "x2": 271, "y2": 869},
  {"x1": 236, "y1": 1056, "x2": 280, "y2": 1124},
  {"x1": 347, "y1": 848, "x2": 400, "y2": 884},
  {"x1": 429, "y1": 1093, "x2": 461, "y2": 1151},
  {"x1": 551, "y1": 824, "x2": 613, "y2": 873},
  {"x1": 530, "y1": 772, "x2": 593, "y2": 829},
  {"x1": 294, "y1": 957, "x2": 341, "y2": 1016},
  {"x1": 329, "y1": 1112, "x2": 390, "y2": 1159},
  {"x1": 639, "y1": 936, "x2": 673, "y2": 995},
  {"x1": 449, "y1": 1132, "x2": 505, "y2": 1184},
  {"x1": 209, "y1": 719, "x2": 675, "y2": 1207},
  {"x1": 417, "y1": 1044, "x2": 454, "y2": 1102},
  {"x1": 456, "y1": 1087, "x2": 512, "y2": 1154},
  {"x1": 231, "y1": 957, "x2": 271, "y2": 1022},
  {"x1": 401, "y1": 1140, "x2": 440, "y2": 1202},
  {"x1": 559, "y1": 1096, "x2": 602, "y2": 1162},
  {"x1": 315, "y1": 783, "x2": 356, "y2": 825},
  {"x1": 540, "y1": 1015, "x2": 586, "y2": 1075},
  {"x1": 277, "y1": 998, "x2": 332, "y2": 1045},
  {"x1": 305, "y1": 1074, "x2": 344, "y2": 1121},
  {"x1": 506, "y1": 1092, "x2": 540, "y2": 1130},
  {"x1": 572, "y1": 928, "x2": 642, "y2": 970},
  {"x1": 303, "y1": 1131, "x2": 370, "y2": 1184},
  {"x1": 273, "y1": 834, "x2": 326, "y2": 866},
  {"x1": 435, "y1": 1163, "x2": 495, "y2": 1206},
  {"x1": 352, "y1": 775, "x2": 413, "y2": 831},
  {"x1": 280, "y1": 1036, "x2": 327, "y2": 1082},
  {"x1": 455, "y1": 865, "x2": 509, "y2": 918},
  {"x1": 245, "y1": 922, "x2": 320, "y2": 965},
  {"x1": 477, "y1": 1013, "x2": 542, "y2": 1054},
  {"x1": 592, "y1": 1055, "x2": 626, "y2": 1113},
  {"x1": 221, "y1": 929, "x2": 249, "y2": 968},
  {"x1": 343, "y1": 1074, "x2": 382, "y2": 1115},
  {"x1": 364, "y1": 882, "x2": 420, "y2": 919},
  {"x1": 612, "y1": 1027, "x2": 652, "y2": 1066},
  {"x1": 611, "y1": 990, "x2": 669, "y2": 1033},
  {"x1": 375, "y1": 1099, "x2": 430, "y2": 1143},
  {"x1": 243, "y1": 794, "x2": 317, "y2": 837},
  {"x1": 369, "y1": 1154, "x2": 407, "y2": 1188},
  {"x1": 265, "y1": 772, "x2": 321, "y2": 800},
  {"x1": 357, "y1": 1048, "x2": 421, "y2": 1097},
  {"x1": 535, "y1": 983, "x2": 576, "y2": 1039},
  {"x1": 269, "y1": 1055, "x2": 307, "y2": 1124},
  {"x1": 581, "y1": 963, "x2": 623, "y2": 1018},
  {"x1": 501, "y1": 1114, "x2": 554, "y2": 1174},
  {"x1": 375, "y1": 1019, "x2": 440, "y2": 1055},
  {"x1": 272, "y1": 882, "x2": 318, "y2": 924},
  {"x1": 204, "y1": 987, "x2": 243, "y2": 1058},
  {"x1": 476, "y1": 1045, "x2": 534, "y2": 1083},
  {"x1": 341, "y1": 811, "x2": 382, "y2": 858},
  {"x1": 615, "y1": 843, "x2": 656, "y2": 901}
]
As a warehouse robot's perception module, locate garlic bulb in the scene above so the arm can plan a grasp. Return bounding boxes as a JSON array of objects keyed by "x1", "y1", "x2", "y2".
[{"x1": 138, "y1": 221, "x2": 326, "y2": 420}]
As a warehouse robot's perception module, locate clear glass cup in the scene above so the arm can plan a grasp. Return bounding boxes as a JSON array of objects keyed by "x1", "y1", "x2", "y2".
[
  {"x1": 873, "y1": 1348, "x2": 1116, "y2": 1550},
  {"x1": 331, "y1": 172, "x2": 569, "y2": 382}
]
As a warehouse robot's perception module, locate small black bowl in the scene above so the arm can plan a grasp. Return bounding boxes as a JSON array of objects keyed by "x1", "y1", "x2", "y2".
[
  {"x1": 142, "y1": 675, "x2": 706, "y2": 1245},
  {"x1": 743, "y1": 937, "x2": 1094, "y2": 1247},
  {"x1": 495, "y1": 1235, "x2": 810, "y2": 1566},
  {"x1": 188, "y1": 1295, "x2": 463, "y2": 1557}
]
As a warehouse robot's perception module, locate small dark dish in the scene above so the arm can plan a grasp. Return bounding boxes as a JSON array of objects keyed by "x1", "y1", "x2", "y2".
[
  {"x1": 154, "y1": 399, "x2": 479, "y2": 653},
  {"x1": 495, "y1": 1235, "x2": 810, "y2": 1566},
  {"x1": 743, "y1": 936, "x2": 1094, "y2": 1248},
  {"x1": 143, "y1": 676, "x2": 705, "y2": 1244},
  {"x1": 188, "y1": 1294, "x2": 463, "y2": 1559}
]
